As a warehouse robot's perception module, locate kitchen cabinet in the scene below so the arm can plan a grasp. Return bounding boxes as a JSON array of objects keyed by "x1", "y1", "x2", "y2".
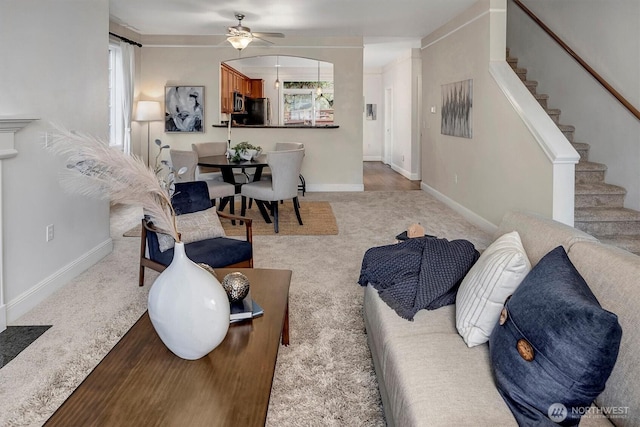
[
  {"x1": 221, "y1": 63, "x2": 257, "y2": 113},
  {"x1": 249, "y1": 79, "x2": 264, "y2": 98}
]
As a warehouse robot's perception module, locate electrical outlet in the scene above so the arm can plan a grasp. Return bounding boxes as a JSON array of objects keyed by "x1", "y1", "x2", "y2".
[{"x1": 46, "y1": 224, "x2": 54, "y2": 242}]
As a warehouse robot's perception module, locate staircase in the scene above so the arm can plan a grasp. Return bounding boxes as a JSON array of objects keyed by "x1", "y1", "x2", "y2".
[{"x1": 506, "y1": 49, "x2": 640, "y2": 255}]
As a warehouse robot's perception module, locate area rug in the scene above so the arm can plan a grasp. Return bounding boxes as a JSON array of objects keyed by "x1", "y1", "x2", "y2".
[
  {"x1": 224, "y1": 200, "x2": 338, "y2": 236},
  {"x1": 0, "y1": 192, "x2": 492, "y2": 427},
  {"x1": 123, "y1": 201, "x2": 338, "y2": 237}
]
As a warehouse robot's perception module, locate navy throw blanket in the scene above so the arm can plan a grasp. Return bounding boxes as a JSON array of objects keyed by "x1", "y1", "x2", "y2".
[{"x1": 358, "y1": 236, "x2": 479, "y2": 320}]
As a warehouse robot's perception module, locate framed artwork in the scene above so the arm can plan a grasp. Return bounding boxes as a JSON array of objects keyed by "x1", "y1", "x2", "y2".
[
  {"x1": 441, "y1": 79, "x2": 473, "y2": 138},
  {"x1": 165, "y1": 86, "x2": 204, "y2": 132},
  {"x1": 366, "y1": 103, "x2": 377, "y2": 120}
]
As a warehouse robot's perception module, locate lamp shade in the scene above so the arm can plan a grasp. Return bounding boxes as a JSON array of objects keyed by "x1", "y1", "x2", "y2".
[
  {"x1": 135, "y1": 101, "x2": 163, "y2": 122},
  {"x1": 227, "y1": 35, "x2": 252, "y2": 50}
]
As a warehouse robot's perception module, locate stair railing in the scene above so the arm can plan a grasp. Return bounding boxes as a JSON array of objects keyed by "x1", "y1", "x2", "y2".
[{"x1": 512, "y1": 0, "x2": 640, "y2": 121}]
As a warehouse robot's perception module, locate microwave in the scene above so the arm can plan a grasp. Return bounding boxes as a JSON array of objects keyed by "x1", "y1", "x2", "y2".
[{"x1": 233, "y1": 92, "x2": 245, "y2": 112}]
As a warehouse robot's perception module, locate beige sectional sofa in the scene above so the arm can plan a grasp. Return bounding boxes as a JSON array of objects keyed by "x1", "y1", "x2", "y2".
[{"x1": 363, "y1": 211, "x2": 639, "y2": 426}]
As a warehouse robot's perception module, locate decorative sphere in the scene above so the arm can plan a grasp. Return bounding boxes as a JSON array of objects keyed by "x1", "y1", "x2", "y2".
[{"x1": 221, "y1": 272, "x2": 250, "y2": 302}]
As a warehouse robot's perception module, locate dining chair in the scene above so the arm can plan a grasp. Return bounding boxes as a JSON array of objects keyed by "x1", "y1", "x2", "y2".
[
  {"x1": 169, "y1": 149, "x2": 236, "y2": 214},
  {"x1": 139, "y1": 181, "x2": 253, "y2": 286},
  {"x1": 259, "y1": 142, "x2": 306, "y2": 196},
  {"x1": 191, "y1": 141, "x2": 249, "y2": 184},
  {"x1": 240, "y1": 148, "x2": 305, "y2": 233}
]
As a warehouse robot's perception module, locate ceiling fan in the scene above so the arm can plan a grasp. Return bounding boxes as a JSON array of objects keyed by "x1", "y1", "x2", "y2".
[{"x1": 226, "y1": 13, "x2": 284, "y2": 51}]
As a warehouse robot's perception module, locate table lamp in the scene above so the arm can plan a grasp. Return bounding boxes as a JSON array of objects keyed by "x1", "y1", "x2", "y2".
[{"x1": 134, "y1": 100, "x2": 163, "y2": 166}]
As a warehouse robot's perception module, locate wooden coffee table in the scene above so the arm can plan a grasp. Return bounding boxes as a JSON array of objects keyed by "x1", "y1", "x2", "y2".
[{"x1": 45, "y1": 268, "x2": 291, "y2": 427}]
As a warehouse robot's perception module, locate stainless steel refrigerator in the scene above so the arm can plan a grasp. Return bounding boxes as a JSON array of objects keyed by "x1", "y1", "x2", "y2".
[{"x1": 245, "y1": 97, "x2": 270, "y2": 125}]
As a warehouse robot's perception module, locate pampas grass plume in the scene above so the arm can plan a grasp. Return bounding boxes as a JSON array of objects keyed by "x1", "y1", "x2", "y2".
[{"x1": 46, "y1": 123, "x2": 179, "y2": 241}]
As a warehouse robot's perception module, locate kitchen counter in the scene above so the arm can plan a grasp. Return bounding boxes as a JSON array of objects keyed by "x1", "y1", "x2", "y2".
[{"x1": 212, "y1": 124, "x2": 339, "y2": 129}]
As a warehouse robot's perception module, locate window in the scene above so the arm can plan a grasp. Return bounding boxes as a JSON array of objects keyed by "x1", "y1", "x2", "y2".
[{"x1": 283, "y1": 81, "x2": 334, "y2": 126}]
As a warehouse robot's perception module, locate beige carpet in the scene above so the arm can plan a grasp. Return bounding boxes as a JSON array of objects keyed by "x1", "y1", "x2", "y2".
[
  {"x1": 123, "y1": 200, "x2": 338, "y2": 237},
  {"x1": 0, "y1": 191, "x2": 492, "y2": 426}
]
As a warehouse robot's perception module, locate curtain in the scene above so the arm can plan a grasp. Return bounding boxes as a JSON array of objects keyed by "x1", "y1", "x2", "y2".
[{"x1": 119, "y1": 41, "x2": 135, "y2": 154}]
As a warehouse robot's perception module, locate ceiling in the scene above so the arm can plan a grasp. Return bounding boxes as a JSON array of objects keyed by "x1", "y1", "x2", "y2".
[{"x1": 109, "y1": 0, "x2": 476, "y2": 69}]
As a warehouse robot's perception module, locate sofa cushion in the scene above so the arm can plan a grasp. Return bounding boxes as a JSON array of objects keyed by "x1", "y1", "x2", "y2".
[
  {"x1": 494, "y1": 210, "x2": 597, "y2": 265},
  {"x1": 490, "y1": 246, "x2": 622, "y2": 426},
  {"x1": 456, "y1": 231, "x2": 531, "y2": 347},
  {"x1": 568, "y1": 241, "x2": 640, "y2": 426},
  {"x1": 157, "y1": 207, "x2": 226, "y2": 252}
]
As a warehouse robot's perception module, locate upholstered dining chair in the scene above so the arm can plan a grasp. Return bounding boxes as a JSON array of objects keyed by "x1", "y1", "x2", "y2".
[
  {"x1": 240, "y1": 148, "x2": 305, "y2": 233},
  {"x1": 139, "y1": 181, "x2": 253, "y2": 286},
  {"x1": 169, "y1": 149, "x2": 237, "y2": 214},
  {"x1": 191, "y1": 141, "x2": 248, "y2": 184},
  {"x1": 258, "y1": 142, "x2": 306, "y2": 196}
]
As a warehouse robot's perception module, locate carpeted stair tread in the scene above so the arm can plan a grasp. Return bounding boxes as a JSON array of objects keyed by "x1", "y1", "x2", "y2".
[
  {"x1": 524, "y1": 80, "x2": 538, "y2": 94},
  {"x1": 575, "y1": 183, "x2": 626, "y2": 195},
  {"x1": 572, "y1": 142, "x2": 590, "y2": 160},
  {"x1": 546, "y1": 108, "x2": 561, "y2": 123},
  {"x1": 574, "y1": 207, "x2": 640, "y2": 222},
  {"x1": 598, "y1": 236, "x2": 640, "y2": 256},
  {"x1": 576, "y1": 161, "x2": 607, "y2": 172},
  {"x1": 557, "y1": 124, "x2": 575, "y2": 132},
  {"x1": 572, "y1": 142, "x2": 590, "y2": 151}
]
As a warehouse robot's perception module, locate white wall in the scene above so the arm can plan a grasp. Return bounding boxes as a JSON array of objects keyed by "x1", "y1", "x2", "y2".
[
  {"x1": 0, "y1": 0, "x2": 112, "y2": 324},
  {"x1": 137, "y1": 36, "x2": 364, "y2": 192},
  {"x1": 363, "y1": 72, "x2": 384, "y2": 160},
  {"x1": 507, "y1": 0, "x2": 640, "y2": 210},
  {"x1": 421, "y1": 0, "x2": 557, "y2": 227}
]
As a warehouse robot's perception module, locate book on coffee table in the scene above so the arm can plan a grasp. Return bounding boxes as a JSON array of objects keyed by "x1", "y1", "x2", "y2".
[{"x1": 230, "y1": 293, "x2": 264, "y2": 323}]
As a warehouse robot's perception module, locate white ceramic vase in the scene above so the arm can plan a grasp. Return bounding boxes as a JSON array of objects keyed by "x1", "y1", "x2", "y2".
[{"x1": 148, "y1": 242, "x2": 230, "y2": 360}]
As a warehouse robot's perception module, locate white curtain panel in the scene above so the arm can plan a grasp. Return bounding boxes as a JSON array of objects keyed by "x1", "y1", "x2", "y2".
[{"x1": 119, "y1": 41, "x2": 135, "y2": 154}]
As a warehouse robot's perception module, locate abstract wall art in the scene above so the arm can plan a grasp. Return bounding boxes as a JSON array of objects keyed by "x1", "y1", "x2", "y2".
[{"x1": 441, "y1": 79, "x2": 473, "y2": 138}]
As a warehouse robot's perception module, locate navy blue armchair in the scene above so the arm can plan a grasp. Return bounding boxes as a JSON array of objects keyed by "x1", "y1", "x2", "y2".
[{"x1": 139, "y1": 181, "x2": 253, "y2": 286}]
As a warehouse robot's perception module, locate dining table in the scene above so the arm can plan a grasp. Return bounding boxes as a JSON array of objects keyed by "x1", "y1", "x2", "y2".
[
  {"x1": 197, "y1": 154, "x2": 270, "y2": 223},
  {"x1": 197, "y1": 154, "x2": 268, "y2": 193}
]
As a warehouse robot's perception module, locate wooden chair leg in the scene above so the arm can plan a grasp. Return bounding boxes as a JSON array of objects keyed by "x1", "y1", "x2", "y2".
[
  {"x1": 293, "y1": 196, "x2": 303, "y2": 225},
  {"x1": 139, "y1": 265, "x2": 145, "y2": 287}
]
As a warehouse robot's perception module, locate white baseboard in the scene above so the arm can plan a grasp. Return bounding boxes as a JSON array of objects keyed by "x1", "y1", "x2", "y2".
[
  {"x1": 421, "y1": 183, "x2": 498, "y2": 235},
  {"x1": 363, "y1": 156, "x2": 382, "y2": 162},
  {"x1": 390, "y1": 163, "x2": 420, "y2": 181},
  {"x1": 0, "y1": 304, "x2": 6, "y2": 332},
  {"x1": 306, "y1": 184, "x2": 364, "y2": 192},
  {"x1": 6, "y1": 238, "x2": 113, "y2": 324}
]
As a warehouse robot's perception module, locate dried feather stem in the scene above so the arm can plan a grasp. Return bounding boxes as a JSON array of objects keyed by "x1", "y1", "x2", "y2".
[{"x1": 46, "y1": 123, "x2": 180, "y2": 241}]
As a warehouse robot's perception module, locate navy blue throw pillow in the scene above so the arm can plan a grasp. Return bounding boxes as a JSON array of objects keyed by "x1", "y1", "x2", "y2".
[{"x1": 489, "y1": 246, "x2": 622, "y2": 426}]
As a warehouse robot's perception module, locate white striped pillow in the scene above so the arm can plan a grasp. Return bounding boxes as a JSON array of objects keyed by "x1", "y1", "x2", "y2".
[{"x1": 456, "y1": 231, "x2": 531, "y2": 347}]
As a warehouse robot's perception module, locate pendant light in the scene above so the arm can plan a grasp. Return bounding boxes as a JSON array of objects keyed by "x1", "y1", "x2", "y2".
[
  {"x1": 316, "y1": 61, "x2": 322, "y2": 96},
  {"x1": 275, "y1": 56, "x2": 280, "y2": 89}
]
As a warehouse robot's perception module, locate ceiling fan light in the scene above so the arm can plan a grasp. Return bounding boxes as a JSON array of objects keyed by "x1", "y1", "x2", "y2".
[{"x1": 227, "y1": 35, "x2": 252, "y2": 50}]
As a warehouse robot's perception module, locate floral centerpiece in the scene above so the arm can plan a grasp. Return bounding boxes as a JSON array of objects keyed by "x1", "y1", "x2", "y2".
[{"x1": 228, "y1": 141, "x2": 262, "y2": 162}]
